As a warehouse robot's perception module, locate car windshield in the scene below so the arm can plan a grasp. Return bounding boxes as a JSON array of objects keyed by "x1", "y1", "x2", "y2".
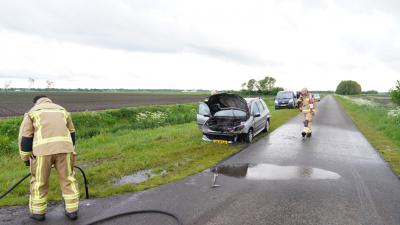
[
  {"x1": 214, "y1": 109, "x2": 247, "y2": 117},
  {"x1": 276, "y1": 92, "x2": 293, "y2": 99},
  {"x1": 314, "y1": 94, "x2": 320, "y2": 97}
]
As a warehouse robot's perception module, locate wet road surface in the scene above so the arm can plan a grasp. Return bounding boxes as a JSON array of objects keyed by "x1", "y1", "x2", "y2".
[{"x1": 2, "y1": 95, "x2": 400, "y2": 225}]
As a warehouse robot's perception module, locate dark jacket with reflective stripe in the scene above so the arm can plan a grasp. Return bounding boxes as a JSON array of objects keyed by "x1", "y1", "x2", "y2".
[{"x1": 18, "y1": 98, "x2": 76, "y2": 160}]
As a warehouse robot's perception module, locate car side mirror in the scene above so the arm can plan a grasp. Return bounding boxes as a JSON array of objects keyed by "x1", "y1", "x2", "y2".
[{"x1": 254, "y1": 113, "x2": 261, "y2": 118}]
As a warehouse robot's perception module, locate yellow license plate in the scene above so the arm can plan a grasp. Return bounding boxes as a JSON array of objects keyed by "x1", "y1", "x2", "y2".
[{"x1": 213, "y1": 140, "x2": 228, "y2": 145}]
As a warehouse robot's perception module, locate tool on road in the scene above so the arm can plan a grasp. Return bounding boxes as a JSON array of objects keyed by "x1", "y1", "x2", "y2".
[
  {"x1": 0, "y1": 165, "x2": 89, "y2": 200},
  {"x1": 211, "y1": 172, "x2": 220, "y2": 188}
]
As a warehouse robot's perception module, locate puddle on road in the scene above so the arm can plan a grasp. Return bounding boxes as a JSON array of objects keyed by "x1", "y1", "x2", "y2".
[
  {"x1": 211, "y1": 163, "x2": 340, "y2": 180},
  {"x1": 116, "y1": 169, "x2": 167, "y2": 185}
]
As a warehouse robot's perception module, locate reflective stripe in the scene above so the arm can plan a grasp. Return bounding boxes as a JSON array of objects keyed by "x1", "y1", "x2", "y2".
[
  {"x1": 29, "y1": 195, "x2": 32, "y2": 214},
  {"x1": 63, "y1": 193, "x2": 79, "y2": 198},
  {"x1": 67, "y1": 153, "x2": 79, "y2": 196},
  {"x1": 65, "y1": 202, "x2": 79, "y2": 209},
  {"x1": 20, "y1": 151, "x2": 32, "y2": 156},
  {"x1": 29, "y1": 109, "x2": 72, "y2": 148},
  {"x1": 63, "y1": 193, "x2": 79, "y2": 200},
  {"x1": 33, "y1": 136, "x2": 72, "y2": 147},
  {"x1": 29, "y1": 112, "x2": 43, "y2": 141},
  {"x1": 63, "y1": 192, "x2": 79, "y2": 198},
  {"x1": 30, "y1": 198, "x2": 47, "y2": 204},
  {"x1": 31, "y1": 205, "x2": 47, "y2": 210},
  {"x1": 30, "y1": 156, "x2": 43, "y2": 214},
  {"x1": 34, "y1": 157, "x2": 42, "y2": 200}
]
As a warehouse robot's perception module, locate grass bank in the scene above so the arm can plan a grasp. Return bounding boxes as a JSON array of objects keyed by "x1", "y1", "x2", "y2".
[
  {"x1": 0, "y1": 98, "x2": 298, "y2": 206},
  {"x1": 335, "y1": 95, "x2": 400, "y2": 176}
]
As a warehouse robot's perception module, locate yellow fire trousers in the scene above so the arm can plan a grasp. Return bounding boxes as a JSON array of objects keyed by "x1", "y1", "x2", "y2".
[
  {"x1": 303, "y1": 112, "x2": 313, "y2": 133},
  {"x1": 29, "y1": 153, "x2": 79, "y2": 214}
]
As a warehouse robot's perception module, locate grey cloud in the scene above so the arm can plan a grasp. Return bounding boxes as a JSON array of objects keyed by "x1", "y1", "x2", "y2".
[
  {"x1": 187, "y1": 44, "x2": 277, "y2": 66},
  {"x1": 0, "y1": 0, "x2": 267, "y2": 66}
]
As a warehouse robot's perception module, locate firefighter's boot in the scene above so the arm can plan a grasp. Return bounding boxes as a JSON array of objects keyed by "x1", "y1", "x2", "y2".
[{"x1": 30, "y1": 214, "x2": 45, "y2": 221}]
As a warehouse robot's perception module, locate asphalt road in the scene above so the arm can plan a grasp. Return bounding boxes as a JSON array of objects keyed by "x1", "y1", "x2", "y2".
[{"x1": 2, "y1": 95, "x2": 400, "y2": 225}]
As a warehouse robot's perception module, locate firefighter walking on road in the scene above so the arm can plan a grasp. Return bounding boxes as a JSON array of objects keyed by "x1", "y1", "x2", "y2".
[
  {"x1": 18, "y1": 96, "x2": 79, "y2": 221},
  {"x1": 298, "y1": 88, "x2": 315, "y2": 138}
]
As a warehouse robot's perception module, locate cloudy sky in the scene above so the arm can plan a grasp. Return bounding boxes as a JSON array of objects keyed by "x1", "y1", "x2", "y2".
[{"x1": 0, "y1": 0, "x2": 399, "y2": 91}]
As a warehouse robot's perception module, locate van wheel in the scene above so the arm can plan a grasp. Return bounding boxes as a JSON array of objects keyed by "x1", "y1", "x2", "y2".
[{"x1": 245, "y1": 129, "x2": 254, "y2": 143}]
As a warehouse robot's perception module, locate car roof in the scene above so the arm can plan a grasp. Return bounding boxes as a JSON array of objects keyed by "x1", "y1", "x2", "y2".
[{"x1": 244, "y1": 97, "x2": 261, "y2": 103}]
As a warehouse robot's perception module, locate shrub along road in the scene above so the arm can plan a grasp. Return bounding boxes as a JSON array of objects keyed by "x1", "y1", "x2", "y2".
[{"x1": 3, "y1": 95, "x2": 400, "y2": 225}]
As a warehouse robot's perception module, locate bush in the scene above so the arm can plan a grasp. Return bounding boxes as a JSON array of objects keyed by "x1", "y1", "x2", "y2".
[
  {"x1": 390, "y1": 80, "x2": 400, "y2": 105},
  {"x1": 336, "y1": 80, "x2": 362, "y2": 95}
]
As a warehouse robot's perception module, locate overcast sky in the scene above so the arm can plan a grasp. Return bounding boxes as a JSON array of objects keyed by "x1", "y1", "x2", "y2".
[{"x1": 0, "y1": 0, "x2": 399, "y2": 91}]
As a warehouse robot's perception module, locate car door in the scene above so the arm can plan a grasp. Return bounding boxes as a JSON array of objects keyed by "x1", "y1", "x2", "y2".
[
  {"x1": 251, "y1": 101, "x2": 263, "y2": 132},
  {"x1": 255, "y1": 100, "x2": 268, "y2": 126},
  {"x1": 259, "y1": 99, "x2": 270, "y2": 119},
  {"x1": 197, "y1": 102, "x2": 211, "y2": 128}
]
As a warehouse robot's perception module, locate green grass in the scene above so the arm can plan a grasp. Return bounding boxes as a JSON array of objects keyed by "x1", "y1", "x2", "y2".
[
  {"x1": 335, "y1": 95, "x2": 400, "y2": 176},
  {"x1": 0, "y1": 98, "x2": 298, "y2": 206}
]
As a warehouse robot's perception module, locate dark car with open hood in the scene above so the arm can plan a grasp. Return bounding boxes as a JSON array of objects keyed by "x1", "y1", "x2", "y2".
[{"x1": 197, "y1": 93, "x2": 270, "y2": 144}]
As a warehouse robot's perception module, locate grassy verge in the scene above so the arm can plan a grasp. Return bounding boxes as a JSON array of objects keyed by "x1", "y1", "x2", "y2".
[
  {"x1": 335, "y1": 95, "x2": 400, "y2": 176},
  {"x1": 0, "y1": 98, "x2": 298, "y2": 206}
]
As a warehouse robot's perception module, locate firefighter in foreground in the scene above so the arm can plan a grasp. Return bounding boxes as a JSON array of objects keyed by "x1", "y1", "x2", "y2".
[
  {"x1": 298, "y1": 88, "x2": 315, "y2": 138},
  {"x1": 18, "y1": 96, "x2": 79, "y2": 221}
]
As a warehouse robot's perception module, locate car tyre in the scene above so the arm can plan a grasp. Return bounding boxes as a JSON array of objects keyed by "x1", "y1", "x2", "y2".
[
  {"x1": 245, "y1": 129, "x2": 254, "y2": 143},
  {"x1": 263, "y1": 119, "x2": 270, "y2": 133}
]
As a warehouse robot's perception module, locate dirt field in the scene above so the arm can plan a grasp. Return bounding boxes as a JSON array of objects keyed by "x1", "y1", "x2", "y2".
[{"x1": 0, "y1": 92, "x2": 207, "y2": 117}]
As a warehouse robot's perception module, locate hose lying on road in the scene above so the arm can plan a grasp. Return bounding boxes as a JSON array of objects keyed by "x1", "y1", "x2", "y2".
[
  {"x1": 0, "y1": 166, "x2": 89, "y2": 200},
  {"x1": 85, "y1": 210, "x2": 183, "y2": 225},
  {"x1": 1, "y1": 167, "x2": 183, "y2": 225}
]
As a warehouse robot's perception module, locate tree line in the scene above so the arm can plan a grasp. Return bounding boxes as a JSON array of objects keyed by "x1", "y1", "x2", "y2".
[
  {"x1": 240, "y1": 76, "x2": 284, "y2": 95},
  {"x1": 335, "y1": 79, "x2": 400, "y2": 105}
]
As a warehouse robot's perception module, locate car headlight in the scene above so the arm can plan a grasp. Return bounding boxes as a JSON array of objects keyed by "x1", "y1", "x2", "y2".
[
  {"x1": 289, "y1": 99, "x2": 293, "y2": 103},
  {"x1": 234, "y1": 125, "x2": 245, "y2": 131},
  {"x1": 274, "y1": 99, "x2": 278, "y2": 104}
]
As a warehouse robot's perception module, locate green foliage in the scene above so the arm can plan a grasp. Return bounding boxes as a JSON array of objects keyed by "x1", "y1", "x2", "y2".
[
  {"x1": 335, "y1": 80, "x2": 362, "y2": 95},
  {"x1": 0, "y1": 104, "x2": 197, "y2": 156},
  {"x1": 246, "y1": 79, "x2": 257, "y2": 92},
  {"x1": 390, "y1": 80, "x2": 400, "y2": 105},
  {"x1": 336, "y1": 96, "x2": 400, "y2": 175},
  {"x1": 241, "y1": 76, "x2": 283, "y2": 96},
  {"x1": 256, "y1": 76, "x2": 276, "y2": 92}
]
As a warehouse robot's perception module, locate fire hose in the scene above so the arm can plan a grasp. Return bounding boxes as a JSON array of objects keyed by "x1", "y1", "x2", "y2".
[
  {"x1": 0, "y1": 166, "x2": 89, "y2": 200},
  {"x1": 1, "y1": 166, "x2": 183, "y2": 225}
]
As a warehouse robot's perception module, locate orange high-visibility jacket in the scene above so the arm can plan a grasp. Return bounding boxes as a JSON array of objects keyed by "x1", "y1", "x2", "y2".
[
  {"x1": 18, "y1": 97, "x2": 76, "y2": 160},
  {"x1": 299, "y1": 94, "x2": 315, "y2": 113}
]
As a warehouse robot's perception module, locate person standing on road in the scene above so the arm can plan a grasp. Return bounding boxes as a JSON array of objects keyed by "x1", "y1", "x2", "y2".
[
  {"x1": 298, "y1": 88, "x2": 315, "y2": 137},
  {"x1": 18, "y1": 95, "x2": 79, "y2": 221}
]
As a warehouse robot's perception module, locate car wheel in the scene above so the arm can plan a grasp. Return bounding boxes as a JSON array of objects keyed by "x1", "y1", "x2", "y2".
[
  {"x1": 245, "y1": 129, "x2": 254, "y2": 143},
  {"x1": 264, "y1": 119, "x2": 270, "y2": 133}
]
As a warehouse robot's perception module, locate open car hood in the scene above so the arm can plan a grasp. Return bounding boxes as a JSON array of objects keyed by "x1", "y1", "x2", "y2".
[{"x1": 207, "y1": 93, "x2": 250, "y2": 116}]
